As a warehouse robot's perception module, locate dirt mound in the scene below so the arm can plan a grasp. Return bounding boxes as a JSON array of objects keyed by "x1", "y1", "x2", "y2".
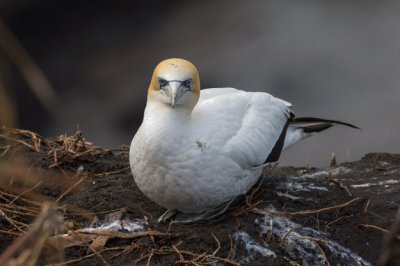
[{"x1": 0, "y1": 128, "x2": 399, "y2": 265}]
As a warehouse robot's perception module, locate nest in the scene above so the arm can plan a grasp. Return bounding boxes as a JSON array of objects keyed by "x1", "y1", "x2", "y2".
[{"x1": 0, "y1": 127, "x2": 399, "y2": 266}]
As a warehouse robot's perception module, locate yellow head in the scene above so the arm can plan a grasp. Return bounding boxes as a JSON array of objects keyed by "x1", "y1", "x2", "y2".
[{"x1": 148, "y1": 58, "x2": 200, "y2": 111}]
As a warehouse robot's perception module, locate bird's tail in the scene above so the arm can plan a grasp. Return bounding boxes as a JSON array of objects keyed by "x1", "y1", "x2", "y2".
[{"x1": 283, "y1": 117, "x2": 359, "y2": 150}]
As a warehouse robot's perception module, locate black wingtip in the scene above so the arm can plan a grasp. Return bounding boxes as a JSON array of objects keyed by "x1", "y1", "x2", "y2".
[{"x1": 291, "y1": 117, "x2": 361, "y2": 130}]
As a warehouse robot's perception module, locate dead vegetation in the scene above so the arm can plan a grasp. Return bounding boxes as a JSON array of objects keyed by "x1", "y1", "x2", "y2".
[{"x1": 0, "y1": 127, "x2": 399, "y2": 265}]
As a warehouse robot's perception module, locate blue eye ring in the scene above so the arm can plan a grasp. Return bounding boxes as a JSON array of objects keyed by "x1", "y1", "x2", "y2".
[{"x1": 158, "y1": 77, "x2": 168, "y2": 87}]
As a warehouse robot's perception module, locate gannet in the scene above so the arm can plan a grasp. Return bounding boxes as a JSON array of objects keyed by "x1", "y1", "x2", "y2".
[{"x1": 129, "y1": 58, "x2": 358, "y2": 223}]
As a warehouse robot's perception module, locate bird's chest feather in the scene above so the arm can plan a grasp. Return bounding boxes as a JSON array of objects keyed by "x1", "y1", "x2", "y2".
[{"x1": 130, "y1": 115, "x2": 210, "y2": 180}]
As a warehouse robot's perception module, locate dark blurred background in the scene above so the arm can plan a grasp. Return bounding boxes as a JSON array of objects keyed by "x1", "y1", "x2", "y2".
[{"x1": 0, "y1": 0, "x2": 399, "y2": 166}]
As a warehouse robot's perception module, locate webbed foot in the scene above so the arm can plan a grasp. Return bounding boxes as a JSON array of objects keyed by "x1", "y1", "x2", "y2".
[{"x1": 158, "y1": 197, "x2": 239, "y2": 224}]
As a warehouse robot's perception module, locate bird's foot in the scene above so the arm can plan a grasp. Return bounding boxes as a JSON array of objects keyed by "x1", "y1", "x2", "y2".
[
  {"x1": 158, "y1": 197, "x2": 238, "y2": 224},
  {"x1": 158, "y1": 209, "x2": 178, "y2": 223}
]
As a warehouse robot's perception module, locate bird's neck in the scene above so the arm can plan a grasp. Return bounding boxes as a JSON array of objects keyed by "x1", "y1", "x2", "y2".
[
  {"x1": 139, "y1": 102, "x2": 192, "y2": 151},
  {"x1": 144, "y1": 101, "x2": 192, "y2": 126}
]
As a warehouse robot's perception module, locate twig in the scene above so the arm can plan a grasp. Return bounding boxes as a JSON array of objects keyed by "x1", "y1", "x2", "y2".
[
  {"x1": 325, "y1": 215, "x2": 353, "y2": 230},
  {"x1": 363, "y1": 199, "x2": 371, "y2": 214},
  {"x1": 317, "y1": 243, "x2": 331, "y2": 266},
  {"x1": 360, "y1": 224, "x2": 400, "y2": 240},
  {"x1": 47, "y1": 247, "x2": 124, "y2": 266},
  {"x1": 0, "y1": 134, "x2": 36, "y2": 150},
  {"x1": 0, "y1": 145, "x2": 11, "y2": 157},
  {"x1": 92, "y1": 167, "x2": 130, "y2": 177},
  {"x1": 211, "y1": 233, "x2": 221, "y2": 256},
  {"x1": 0, "y1": 19, "x2": 71, "y2": 123},
  {"x1": 178, "y1": 250, "x2": 240, "y2": 266},
  {"x1": 0, "y1": 229, "x2": 21, "y2": 236},
  {"x1": 227, "y1": 234, "x2": 233, "y2": 259},
  {"x1": 1, "y1": 191, "x2": 42, "y2": 207},
  {"x1": 281, "y1": 198, "x2": 360, "y2": 216},
  {"x1": 0, "y1": 203, "x2": 62, "y2": 266},
  {"x1": 0, "y1": 209, "x2": 26, "y2": 233},
  {"x1": 268, "y1": 217, "x2": 273, "y2": 242},
  {"x1": 111, "y1": 242, "x2": 141, "y2": 258},
  {"x1": 145, "y1": 249, "x2": 154, "y2": 266},
  {"x1": 378, "y1": 208, "x2": 400, "y2": 266},
  {"x1": 56, "y1": 175, "x2": 87, "y2": 202},
  {"x1": 326, "y1": 173, "x2": 352, "y2": 197},
  {"x1": 74, "y1": 230, "x2": 174, "y2": 239},
  {"x1": 67, "y1": 228, "x2": 110, "y2": 266},
  {"x1": 280, "y1": 227, "x2": 298, "y2": 248},
  {"x1": 10, "y1": 181, "x2": 42, "y2": 204},
  {"x1": 299, "y1": 236, "x2": 329, "y2": 244},
  {"x1": 0, "y1": 206, "x2": 39, "y2": 217},
  {"x1": 172, "y1": 244, "x2": 185, "y2": 262}
]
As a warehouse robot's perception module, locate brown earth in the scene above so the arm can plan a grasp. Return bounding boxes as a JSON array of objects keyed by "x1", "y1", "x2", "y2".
[{"x1": 0, "y1": 128, "x2": 399, "y2": 265}]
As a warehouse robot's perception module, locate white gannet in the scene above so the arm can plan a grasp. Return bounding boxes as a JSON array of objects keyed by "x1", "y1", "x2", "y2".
[{"x1": 129, "y1": 58, "x2": 358, "y2": 223}]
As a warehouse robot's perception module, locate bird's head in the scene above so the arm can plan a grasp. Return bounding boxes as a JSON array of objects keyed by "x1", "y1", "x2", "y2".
[{"x1": 148, "y1": 58, "x2": 200, "y2": 111}]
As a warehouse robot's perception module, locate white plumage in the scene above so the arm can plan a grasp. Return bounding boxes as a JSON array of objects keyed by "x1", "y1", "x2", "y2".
[{"x1": 129, "y1": 58, "x2": 357, "y2": 222}]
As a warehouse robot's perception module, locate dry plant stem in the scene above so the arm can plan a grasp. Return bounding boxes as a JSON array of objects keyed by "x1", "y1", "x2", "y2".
[
  {"x1": 10, "y1": 181, "x2": 42, "y2": 204},
  {"x1": 280, "y1": 227, "x2": 298, "y2": 248},
  {"x1": 325, "y1": 215, "x2": 353, "y2": 229},
  {"x1": 0, "y1": 80, "x2": 18, "y2": 127},
  {"x1": 172, "y1": 245, "x2": 185, "y2": 262},
  {"x1": 111, "y1": 242, "x2": 141, "y2": 258},
  {"x1": 160, "y1": 247, "x2": 240, "y2": 266},
  {"x1": 75, "y1": 230, "x2": 174, "y2": 239},
  {"x1": 67, "y1": 229, "x2": 110, "y2": 266},
  {"x1": 56, "y1": 175, "x2": 87, "y2": 202},
  {"x1": 92, "y1": 167, "x2": 130, "y2": 176},
  {"x1": 268, "y1": 217, "x2": 273, "y2": 242},
  {"x1": 0, "y1": 134, "x2": 36, "y2": 150},
  {"x1": 47, "y1": 247, "x2": 124, "y2": 266},
  {"x1": 0, "y1": 145, "x2": 11, "y2": 157},
  {"x1": 134, "y1": 251, "x2": 155, "y2": 265},
  {"x1": 1, "y1": 129, "x2": 42, "y2": 152},
  {"x1": 77, "y1": 207, "x2": 129, "y2": 216},
  {"x1": 2, "y1": 190, "x2": 42, "y2": 207},
  {"x1": 0, "y1": 209, "x2": 26, "y2": 233},
  {"x1": 1, "y1": 201, "x2": 40, "y2": 214},
  {"x1": 317, "y1": 244, "x2": 331, "y2": 266},
  {"x1": 0, "y1": 229, "x2": 20, "y2": 236},
  {"x1": 378, "y1": 208, "x2": 400, "y2": 266},
  {"x1": 326, "y1": 173, "x2": 353, "y2": 197},
  {"x1": 299, "y1": 236, "x2": 329, "y2": 244},
  {"x1": 0, "y1": 20, "x2": 71, "y2": 123},
  {"x1": 0, "y1": 205, "x2": 39, "y2": 217},
  {"x1": 211, "y1": 233, "x2": 221, "y2": 256},
  {"x1": 227, "y1": 234, "x2": 233, "y2": 259},
  {"x1": 363, "y1": 199, "x2": 371, "y2": 214},
  {"x1": 0, "y1": 203, "x2": 61, "y2": 266},
  {"x1": 146, "y1": 249, "x2": 154, "y2": 266},
  {"x1": 360, "y1": 224, "x2": 400, "y2": 240},
  {"x1": 175, "y1": 249, "x2": 240, "y2": 266},
  {"x1": 278, "y1": 197, "x2": 360, "y2": 216}
]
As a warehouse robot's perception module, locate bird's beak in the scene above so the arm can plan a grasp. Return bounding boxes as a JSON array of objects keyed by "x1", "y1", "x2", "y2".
[{"x1": 168, "y1": 81, "x2": 181, "y2": 108}]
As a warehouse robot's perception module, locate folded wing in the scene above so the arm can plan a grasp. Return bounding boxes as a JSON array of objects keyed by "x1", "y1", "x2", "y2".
[{"x1": 193, "y1": 88, "x2": 293, "y2": 168}]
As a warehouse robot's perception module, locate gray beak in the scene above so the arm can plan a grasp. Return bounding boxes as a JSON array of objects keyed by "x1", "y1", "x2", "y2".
[{"x1": 168, "y1": 81, "x2": 182, "y2": 108}]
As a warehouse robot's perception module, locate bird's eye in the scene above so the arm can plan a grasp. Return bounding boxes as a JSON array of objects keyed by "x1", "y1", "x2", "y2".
[
  {"x1": 158, "y1": 77, "x2": 168, "y2": 87},
  {"x1": 182, "y1": 78, "x2": 192, "y2": 89}
]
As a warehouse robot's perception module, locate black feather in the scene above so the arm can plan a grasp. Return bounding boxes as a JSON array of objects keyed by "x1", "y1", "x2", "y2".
[{"x1": 291, "y1": 117, "x2": 360, "y2": 130}]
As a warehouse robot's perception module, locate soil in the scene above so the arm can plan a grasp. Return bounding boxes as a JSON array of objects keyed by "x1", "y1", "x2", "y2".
[{"x1": 0, "y1": 128, "x2": 399, "y2": 265}]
